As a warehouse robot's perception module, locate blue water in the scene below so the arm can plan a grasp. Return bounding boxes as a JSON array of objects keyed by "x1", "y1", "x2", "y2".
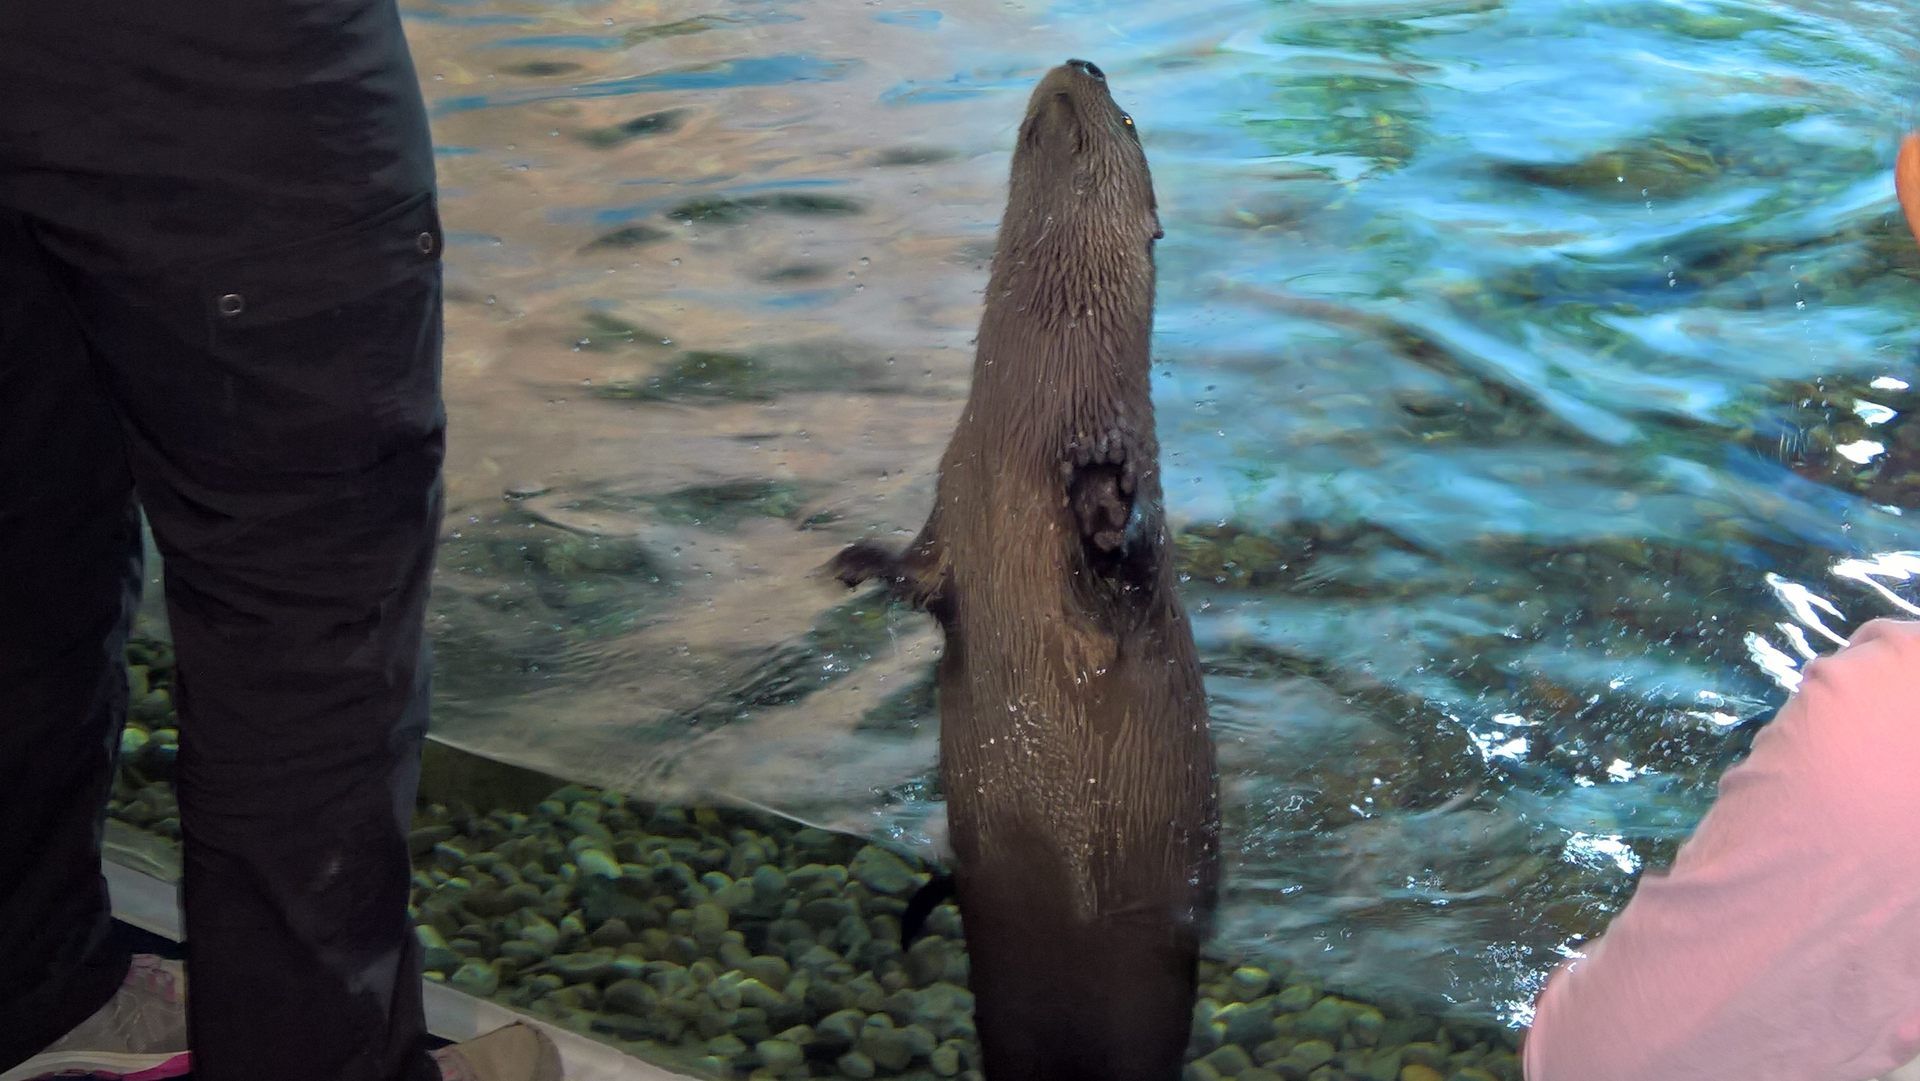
[{"x1": 406, "y1": 0, "x2": 1920, "y2": 1026}]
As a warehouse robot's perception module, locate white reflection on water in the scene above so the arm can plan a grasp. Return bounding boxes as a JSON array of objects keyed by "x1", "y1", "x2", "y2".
[
  {"x1": 1832, "y1": 551, "x2": 1920, "y2": 617},
  {"x1": 1744, "y1": 632, "x2": 1806, "y2": 693},
  {"x1": 1836, "y1": 439, "x2": 1887, "y2": 464},
  {"x1": 1562, "y1": 832, "x2": 1641, "y2": 876},
  {"x1": 1763, "y1": 571, "x2": 1849, "y2": 647}
]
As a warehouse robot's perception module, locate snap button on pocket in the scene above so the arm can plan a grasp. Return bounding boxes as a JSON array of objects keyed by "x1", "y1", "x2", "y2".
[
  {"x1": 416, "y1": 231, "x2": 436, "y2": 256},
  {"x1": 217, "y1": 293, "x2": 246, "y2": 317}
]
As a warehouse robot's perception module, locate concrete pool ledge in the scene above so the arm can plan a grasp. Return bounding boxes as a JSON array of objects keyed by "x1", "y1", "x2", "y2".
[{"x1": 102, "y1": 859, "x2": 703, "y2": 1081}]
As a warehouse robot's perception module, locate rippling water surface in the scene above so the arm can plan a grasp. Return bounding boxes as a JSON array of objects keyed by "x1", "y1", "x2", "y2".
[{"x1": 393, "y1": 0, "x2": 1920, "y2": 1020}]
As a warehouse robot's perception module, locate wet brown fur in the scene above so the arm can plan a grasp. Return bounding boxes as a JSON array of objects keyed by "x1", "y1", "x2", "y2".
[{"x1": 828, "y1": 61, "x2": 1221, "y2": 1081}]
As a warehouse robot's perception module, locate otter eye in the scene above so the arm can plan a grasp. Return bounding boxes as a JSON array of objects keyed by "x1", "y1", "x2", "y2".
[{"x1": 1121, "y1": 113, "x2": 1140, "y2": 141}]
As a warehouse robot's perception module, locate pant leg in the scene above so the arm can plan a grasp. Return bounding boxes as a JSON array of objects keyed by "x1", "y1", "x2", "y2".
[
  {"x1": 0, "y1": 212, "x2": 140, "y2": 1069},
  {"x1": 31, "y1": 184, "x2": 450, "y2": 1081},
  {"x1": 3, "y1": 2, "x2": 447, "y2": 1074}
]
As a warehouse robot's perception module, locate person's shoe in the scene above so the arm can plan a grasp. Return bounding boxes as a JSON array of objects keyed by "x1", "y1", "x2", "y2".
[
  {"x1": 0, "y1": 955, "x2": 191, "y2": 1081},
  {"x1": 432, "y1": 1023, "x2": 562, "y2": 1081}
]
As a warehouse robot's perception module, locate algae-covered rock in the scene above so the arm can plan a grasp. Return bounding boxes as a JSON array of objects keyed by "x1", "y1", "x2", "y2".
[
  {"x1": 755, "y1": 1038, "x2": 804, "y2": 1072},
  {"x1": 1353, "y1": 1048, "x2": 1403, "y2": 1081},
  {"x1": 1229, "y1": 965, "x2": 1275, "y2": 1001},
  {"x1": 1275, "y1": 982, "x2": 1318, "y2": 1012},
  {"x1": 850, "y1": 844, "x2": 919, "y2": 895},
  {"x1": 1294, "y1": 997, "x2": 1352, "y2": 1041},
  {"x1": 1401, "y1": 1066, "x2": 1445, "y2": 1081},
  {"x1": 603, "y1": 978, "x2": 658, "y2": 1016},
  {"x1": 1350, "y1": 1005, "x2": 1386, "y2": 1045},
  {"x1": 416, "y1": 925, "x2": 459, "y2": 973},
  {"x1": 1402, "y1": 1042, "x2": 1448, "y2": 1068},
  {"x1": 1201, "y1": 1043, "x2": 1254, "y2": 1076},
  {"x1": 816, "y1": 1008, "x2": 865, "y2": 1050},
  {"x1": 836, "y1": 1052, "x2": 878, "y2": 1079},
  {"x1": 449, "y1": 960, "x2": 500, "y2": 998},
  {"x1": 1285, "y1": 1039, "x2": 1336, "y2": 1072}
]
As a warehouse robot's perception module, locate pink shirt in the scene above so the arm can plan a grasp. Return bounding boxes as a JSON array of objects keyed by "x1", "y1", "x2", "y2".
[{"x1": 1525, "y1": 618, "x2": 1920, "y2": 1081}]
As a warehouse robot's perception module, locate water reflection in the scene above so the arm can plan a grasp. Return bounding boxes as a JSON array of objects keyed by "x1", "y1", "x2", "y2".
[{"x1": 385, "y1": 0, "x2": 1920, "y2": 1022}]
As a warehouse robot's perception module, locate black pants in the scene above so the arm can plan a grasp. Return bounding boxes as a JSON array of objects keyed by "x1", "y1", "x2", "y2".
[{"x1": 0, "y1": 2, "x2": 445, "y2": 1079}]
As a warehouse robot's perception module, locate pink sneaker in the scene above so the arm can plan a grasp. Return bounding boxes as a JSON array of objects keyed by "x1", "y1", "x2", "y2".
[{"x1": 0, "y1": 955, "x2": 190, "y2": 1081}]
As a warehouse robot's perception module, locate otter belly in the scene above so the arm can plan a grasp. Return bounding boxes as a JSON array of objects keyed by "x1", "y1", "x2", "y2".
[{"x1": 938, "y1": 623, "x2": 1216, "y2": 1081}]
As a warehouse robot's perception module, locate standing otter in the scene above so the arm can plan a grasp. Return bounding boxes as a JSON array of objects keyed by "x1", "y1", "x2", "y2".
[{"x1": 828, "y1": 59, "x2": 1220, "y2": 1081}]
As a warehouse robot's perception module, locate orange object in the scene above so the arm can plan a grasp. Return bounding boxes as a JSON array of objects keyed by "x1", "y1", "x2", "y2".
[{"x1": 1897, "y1": 132, "x2": 1920, "y2": 250}]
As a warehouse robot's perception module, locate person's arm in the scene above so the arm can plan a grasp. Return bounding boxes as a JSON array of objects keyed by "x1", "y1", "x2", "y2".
[{"x1": 1525, "y1": 619, "x2": 1920, "y2": 1081}]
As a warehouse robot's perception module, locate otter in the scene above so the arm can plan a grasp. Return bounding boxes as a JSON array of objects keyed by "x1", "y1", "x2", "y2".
[{"x1": 828, "y1": 59, "x2": 1220, "y2": 1081}]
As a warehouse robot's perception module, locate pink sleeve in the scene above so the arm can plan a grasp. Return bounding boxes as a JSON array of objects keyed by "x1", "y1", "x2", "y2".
[{"x1": 1524, "y1": 619, "x2": 1920, "y2": 1081}]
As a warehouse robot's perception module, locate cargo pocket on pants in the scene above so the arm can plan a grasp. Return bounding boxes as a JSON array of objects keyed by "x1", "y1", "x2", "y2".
[{"x1": 194, "y1": 191, "x2": 445, "y2": 477}]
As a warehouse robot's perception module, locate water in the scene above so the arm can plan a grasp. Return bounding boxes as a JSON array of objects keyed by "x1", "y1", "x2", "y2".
[{"x1": 395, "y1": 0, "x2": 1920, "y2": 1026}]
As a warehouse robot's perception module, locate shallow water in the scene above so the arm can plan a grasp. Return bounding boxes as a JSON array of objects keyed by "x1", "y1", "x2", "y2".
[{"x1": 365, "y1": 0, "x2": 1920, "y2": 1025}]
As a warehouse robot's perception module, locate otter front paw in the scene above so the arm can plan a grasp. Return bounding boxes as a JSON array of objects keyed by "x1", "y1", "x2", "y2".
[
  {"x1": 825, "y1": 542, "x2": 901, "y2": 589},
  {"x1": 1065, "y1": 427, "x2": 1145, "y2": 495}
]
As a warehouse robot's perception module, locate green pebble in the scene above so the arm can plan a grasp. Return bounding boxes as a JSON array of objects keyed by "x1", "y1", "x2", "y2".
[
  {"x1": 737, "y1": 977, "x2": 785, "y2": 1012},
  {"x1": 415, "y1": 926, "x2": 459, "y2": 973},
  {"x1": 1201, "y1": 1044, "x2": 1253, "y2": 1076},
  {"x1": 756, "y1": 1040, "x2": 804, "y2": 1072},
  {"x1": 718, "y1": 939, "x2": 755, "y2": 971},
  {"x1": 745, "y1": 953, "x2": 792, "y2": 991},
  {"x1": 706, "y1": 1035, "x2": 748, "y2": 1059},
  {"x1": 816, "y1": 1009, "x2": 865, "y2": 1049},
  {"x1": 1449, "y1": 1070, "x2": 1500, "y2": 1081},
  {"x1": 519, "y1": 916, "x2": 560, "y2": 954},
  {"x1": 558, "y1": 913, "x2": 587, "y2": 943},
  {"x1": 577, "y1": 849, "x2": 621, "y2": 879},
  {"x1": 1350, "y1": 1006, "x2": 1385, "y2": 1045},
  {"x1": 1218, "y1": 1000, "x2": 1275, "y2": 1047},
  {"x1": 449, "y1": 961, "x2": 499, "y2": 998},
  {"x1": 1275, "y1": 982, "x2": 1318, "y2": 1011},
  {"x1": 787, "y1": 863, "x2": 847, "y2": 892},
  {"x1": 1183, "y1": 1063, "x2": 1222, "y2": 1081},
  {"x1": 691, "y1": 902, "x2": 729, "y2": 945},
  {"x1": 589, "y1": 917, "x2": 633, "y2": 948},
  {"x1": 547, "y1": 951, "x2": 614, "y2": 984},
  {"x1": 862, "y1": 1026, "x2": 915, "y2": 1071},
  {"x1": 799, "y1": 897, "x2": 854, "y2": 931},
  {"x1": 849, "y1": 845, "x2": 918, "y2": 895},
  {"x1": 119, "y1": 727, "x2": 150, "y2": 760},
  {"x1": 1403, "y1": 1042, "x2": 1448, "y2": 1068},
  {"x1": 708, "y1": 976, "x2": 744, "y2": 1011},
  {"x1": 930, "y1": 1041, "x2": 963, "y2": 1077},
  {"x1": 1286, "y1": 1039, "x2": 1335, "y2": 1071},
  {"x1": 604, "y1": 978, "x2": 658, "y2": 1016},
  {"x1": 1295, "y1": 997, "x2": 1351, "y2": 1041},
  {"x1": 665, "y1": 935, "x2": 701, "y2": 965},
  {"x1": 744, "y1": 867, "x2": 783, "y2": 902},
  {"x1": 836, "y1": 1052, "x2": 877, "y2": 1079},
  {"x1": 1355, "y1": 1048, "x2": 1403, "y2": 1081},
  {"x1": 1241, "y1": 1070, "x2": 1283, "y2": 1081},
  {"x1": 497, "y1": 941, "x2": 547, "y2": 965},
  {"x1": 1230, "y1": 965, "x2": 1274, "y2": 1000}
]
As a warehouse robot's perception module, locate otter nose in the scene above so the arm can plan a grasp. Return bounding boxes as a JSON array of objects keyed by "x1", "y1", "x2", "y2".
[{"x1": 1067, "y1": 59, "x2": 1105, "y2": 81}]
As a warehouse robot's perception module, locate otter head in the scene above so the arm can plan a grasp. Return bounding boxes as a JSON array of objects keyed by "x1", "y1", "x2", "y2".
[{"x1": 992, "y1": 59, "x2": 1163, "y2": 317}]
